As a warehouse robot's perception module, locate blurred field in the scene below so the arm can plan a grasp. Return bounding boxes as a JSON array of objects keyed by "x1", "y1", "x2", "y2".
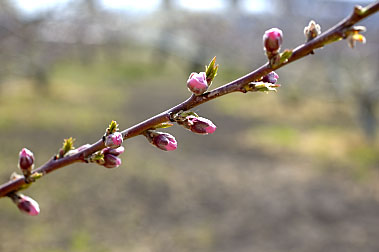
[{"x1": 1, "y1": 1, "x2": 379, "y2": 252}]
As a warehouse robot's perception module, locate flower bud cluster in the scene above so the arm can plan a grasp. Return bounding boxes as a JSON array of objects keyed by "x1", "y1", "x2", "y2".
[
  {"x1": 102, "y1": 146, "x2": 124, "y2": 168},
  {"x1": 81, "y1": 121, "x2": 124, "y2": 169},
  {"x1": 88, "y1": 145, "x2": 124, "y2": 169},
  {"x1": 94, "y1": 120, "x2": 125, "y2": 168}
]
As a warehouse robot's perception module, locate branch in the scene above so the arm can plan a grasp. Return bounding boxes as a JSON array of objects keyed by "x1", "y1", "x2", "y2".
[{"x1": 1, "y1": 2, "x2": 379, "y2": 206}]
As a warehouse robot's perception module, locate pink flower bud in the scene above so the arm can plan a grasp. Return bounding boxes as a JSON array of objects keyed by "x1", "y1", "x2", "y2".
[
  {"x1": 187, "y1": 72, "x2": 208, "y2": 95},
  {"x1": 18, "y1": 148, "x2": 34, "y2": 174},
  {"x1": 102, "y1": 146, "x2": 125, "y2": 156},
  {"x1": 262, "y1": 71, "x2": 279, "y2": 84},
  {"x1": 15, "y1": 194, "x2": 40, "y2": 216},
  {"x1": 263, "y1": 28, "x2": 283, "y2": 53},
  {"x1": 153, "y1": 133, "x2": 177, "y2": 151},
  {"x1": 186, "y1": 116, "x2": 216, "y2": 135},
  {"x1": 105, "y1": 132, "x2": 123, "y2": 148},
  {"x1": 103, "y1": 154, "x2": 122, "y2": 168}
]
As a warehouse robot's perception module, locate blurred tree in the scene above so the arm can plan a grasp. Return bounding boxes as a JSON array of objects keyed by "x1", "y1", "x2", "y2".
[
  {"x1": 228, "y1": 0, "x2": 241, "y2": 11},
  {"x1": 161, "y1": 0, "x2": 174, "y2": 10},
  {"x1": 0, "y1": 0, "x2": 52, "y2": 92}
]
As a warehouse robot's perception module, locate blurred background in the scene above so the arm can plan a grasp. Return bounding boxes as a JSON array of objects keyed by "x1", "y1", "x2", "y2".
[{"x1": 0, "y1": 0, "x2": 379, "y2": 251}]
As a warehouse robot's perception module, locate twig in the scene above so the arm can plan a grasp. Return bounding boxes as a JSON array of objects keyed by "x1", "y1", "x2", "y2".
[{"x1": 1, "y1": 1, "x2": 379, "y2": 198}]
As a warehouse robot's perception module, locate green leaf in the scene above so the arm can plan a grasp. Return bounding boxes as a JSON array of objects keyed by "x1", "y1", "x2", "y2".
[
  {"x1": 205, "y1": 56, "x2": 219, "y2": 84},
  {"x1": 31, "y1": 172, "x2": 43, "y2": 180},
  {"x1": 19, "y1": 183, "x2": 31, "y2": 191},
  {"x1": 89, "y1": 151, "x2": 105, "y2": 164},
  {"x1": 106, "y1": 120, "x2": 119, "y2": 135},
  {"x1": 180, "y1": 111, "x2": 199, "y2": 118},
  {"x1": 254, "y1": 82, "x2": 280, "y2": 93},
  {"x1": 279, "y1": 49, "x2": 293, "y2": 64},
  {"x1": 62, "y1": 137, "x2": 75, "y2": 154},
  {"x1": 153, "y1": 122, "x2": 174, "y2": 129}
]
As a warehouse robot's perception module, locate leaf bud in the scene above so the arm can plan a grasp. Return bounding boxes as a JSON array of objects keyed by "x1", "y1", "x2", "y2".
[{"x1": 304, "y1": 20, "x2": 321, "y2": 42}]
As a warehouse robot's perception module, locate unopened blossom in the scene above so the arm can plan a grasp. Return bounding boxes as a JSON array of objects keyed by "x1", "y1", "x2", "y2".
[
  {"x1": 14, "y1": 194, "x2": 40, "y2": 216},
  {"x1": 186, "y1": 116, "x2": 216, "y2": 135},
  {"x1": 187, "y1": 72, "x2": 208, "y2": 95},
  {"x1": 152, "y1": 133, "x2": 177, "y2": 151},
  {"x1": 102, "y1": 146, "x2": 125, "y2": 156},
  {"x1": 18, "y1": 148, "x2": 34, "y2": 176},
  {"x1": 263, "y1": 28, "x2": 283, "y2": 54},
  {"x1": 103, "y1": 154, "x2": 121, "y2": 168},
  {"x1": 104, "y1": 132, "x2": 123, "y2": 148},
  {"x1": 262, "y1": 71, "x2": 279, "y2": 84}
]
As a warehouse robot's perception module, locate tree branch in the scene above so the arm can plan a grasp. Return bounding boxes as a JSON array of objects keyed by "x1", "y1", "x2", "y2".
[{"x1": 1, "y1": 1, "x2": 379, "y2": 198}]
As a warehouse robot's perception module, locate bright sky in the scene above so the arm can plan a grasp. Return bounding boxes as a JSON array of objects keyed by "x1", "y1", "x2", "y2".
[
  {"x1": 13, "y1": 0, "x2": 267, "y2": 14},
  {"x1": 13, "y1": 0, "x2": 71, "y2": 13}
]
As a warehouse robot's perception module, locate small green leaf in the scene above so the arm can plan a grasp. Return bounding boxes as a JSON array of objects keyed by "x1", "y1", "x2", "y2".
[
  {"x1": 180, "y1": 111, "x2": 199, "y2": 118},
  {"x1": 31, "y1": 172, "x2": 43, "y2": 180},
  {"x1": 205, "y1": 56, "x2": 219, "y2": 84},
  {"x1": 254, "y1": 82, "x2": 280, "y2": 93},
  {"x1": 205, "y1": 56, "x2": 215, "y2": 75},
  {"x1": 106, "y1": 120, "x2": 119, "y2": 135},
  {"x1": 279, "y1": 49, "x2": 293, "y2": 64},
  {"x1": 153, "y1": 122, "x2": 174, "y2": 129},
  {"x1": 89, "y1": 151, "x2": 105, "y2": 164},
  {"x1": 62, "y1": 137, "x2": 75, "y2": 155},
  {"x1": 241, "y1": 84, "x2": 254, "y2": 92},
  {"x1": 19, "y1": 183, "x2": 31, "y2": 191}
]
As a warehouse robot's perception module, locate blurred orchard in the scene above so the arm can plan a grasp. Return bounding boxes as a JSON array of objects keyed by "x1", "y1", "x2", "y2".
[{"x1": 0, "y1": 0, "x2": 379, "y2": 251}]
